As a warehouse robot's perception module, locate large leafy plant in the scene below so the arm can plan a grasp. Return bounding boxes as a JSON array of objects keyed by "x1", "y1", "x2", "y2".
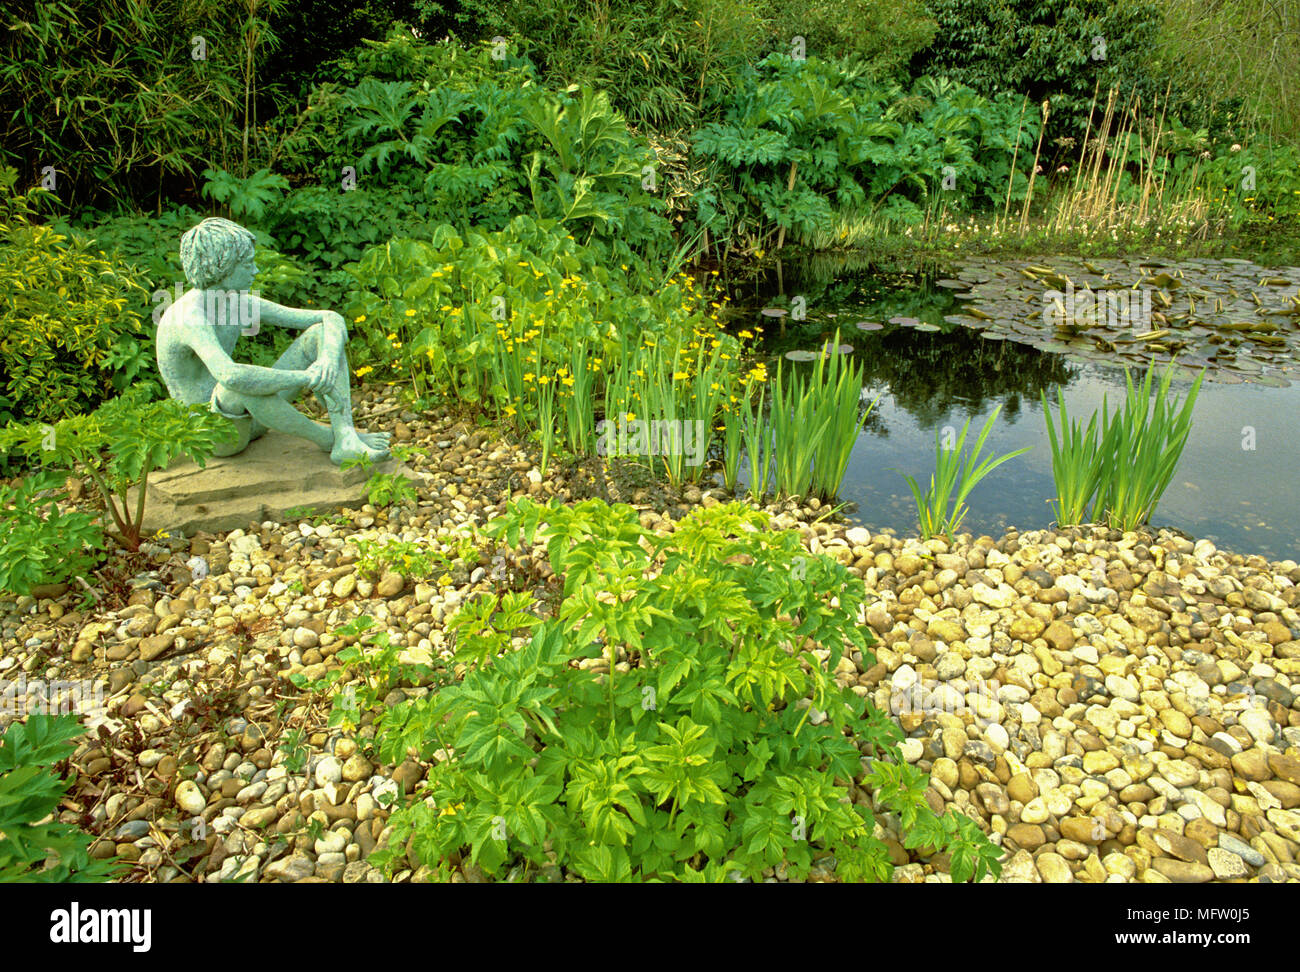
[
  {"x1": 0, "y1": 389, "x2": 237, "y2": 552},
  {"x1": 691, "y1": 55, "x2": 1040, "y2": 249},
  {"x1": 0, "y1": 713, "x2": 123, "y2": 882},
  {"x1": 357, "y1": 498, "x2": 1002, "y2": 883},
  {"x1": 279, "y1": 30, "x2": 671, "y2": 264}
]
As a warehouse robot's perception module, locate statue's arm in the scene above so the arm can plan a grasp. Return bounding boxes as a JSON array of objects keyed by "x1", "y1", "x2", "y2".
[
  {"x1": 181, "y1": 324, "x2": 308, "y2": 396},
  {"x1": 255, "y1": 297, "x2": 347, "y2": 337}
]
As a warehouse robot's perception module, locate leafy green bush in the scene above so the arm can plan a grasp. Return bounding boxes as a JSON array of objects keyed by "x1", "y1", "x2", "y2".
[
  {"x1": 0, "y1": 713, "x2": 123, "y2": 882},
  {"x1": 914, "y1": 0, "x2": 1168, "y2": 148},
  {"x1": 448, "y1": 0, "x2": 761, "y2": 131},
  {"x1": 343, "y1": 215, "x2": 704, "y2": 407},
  {"x1": 358, "y1": 498, "x2": 1002, "y2": 882},
  {"x1": 0, "y1": 0, "x2": 265, "y2": 209},
  {"x1": 0, "y1": 173, "x2": 150, "y2": 422},
  {"x1": 753, "y1": 0, "x2": 937, "y2": 77},
  {"x1": 692, "y1": 55, "x2": 1040, "y2": 248},
  {"x1": 0, "y1": 471, "x2": 104, "y2": 597},
  {"x1": 1150, "y1": 0, "x2": 1300, "y2": 145},
  {"x1": 274, "y1": 30, "x2": 671, "y2": 264},
  {"x1": 0, "y1": 389, "x2": 237, "y2": 552}
]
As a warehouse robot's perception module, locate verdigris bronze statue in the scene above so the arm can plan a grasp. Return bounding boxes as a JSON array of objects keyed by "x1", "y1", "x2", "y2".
[{"x1": 157, "y1": 217, "x2": 391, "y2": 464}]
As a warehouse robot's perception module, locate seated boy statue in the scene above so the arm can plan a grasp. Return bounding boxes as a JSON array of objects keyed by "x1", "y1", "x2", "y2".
[{"x1": 157, "y1": 217, "x2": 390, "y2": 465}]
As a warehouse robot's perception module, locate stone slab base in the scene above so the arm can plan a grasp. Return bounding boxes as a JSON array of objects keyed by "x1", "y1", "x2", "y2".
[{"x1": 128, "y1": 431, "x2": 418, "y2": 537}]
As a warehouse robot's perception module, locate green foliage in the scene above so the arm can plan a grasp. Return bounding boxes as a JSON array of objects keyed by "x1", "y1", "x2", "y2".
[
  {"x1": 0, "y1": 173, "x2": 150, "y2": 423},
  {"x1": 0, "y1": 389, "x2": 237, "y2": 552},
  {"x1": 365, "y1": 471, "x2": 418, "y2": 508},
  {"x1": 915, "y1": 0, "x2": 1168, "y2": 147},
  {"x1": 351, "y1": 532, "x2": 477, "y2": 582},
  {"x1": 1150, "y1": 0, "x2": 1300, "y2": 145},
  {"x1": 354, "y1": 497, "x2": 1001, "y2": 883},
  {"x1": 754, "y1": 0, "x2": 937, "y2": 77},
  {"x1": 201, "y1": 167, "x2": 291, "y2": 224},
  {"x1": 770, "y1": 337, "x2": 875, "y2": 501},
  {"x1": 1040, "y1": 386, "x2": 1106, "y2": 527},
  {"x1": 290, "y1": 615, "x2": 433, "y2": 731},
  {"x1": 1042, "y1": 361, "x2": 1202, "y2": 531},
  {"x1": 0, "y1": 471, "x2": 104, "y2": 597},
  {"x1": 898, "y1": 404, "x2": 1030, "y2": 541},
  {"x1": 451, "y1": 0, "x2": 762, "y2": 131},
  {"x1": 691, "y1": 55, "x2": 1040, "y2": 251},
  {"x1": 602, "y1": 324, "x2": 743, "y2": 485},
  {"x1": 0, "y1": 713, "x2": 124, "y2": 882},
  {"x1": 275, "y1": 31, "x2": 671, "y2": 263},
  {"x1": 343, "y1": 216, "x2": 716, "y2": 414},
  {"x1": 0, "y1": 0, "x2": 266, "y2": 209}
]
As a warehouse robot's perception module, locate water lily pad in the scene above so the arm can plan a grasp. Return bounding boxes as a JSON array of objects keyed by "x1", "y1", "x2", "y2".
[
  {"x1": 1254, "y1": 374, "x2": 1291, "y2": 387},
  {"x1": 889, "y1": 316, "x2": 921, "y2": 327},
  {"x1": 943, "y1": 254, "x2": 1300, "y2": 382},
  {"x1": 784, "y1": 349, "x2": 818, "y2": 361},
  {"x1": 761, "y1": 307, "x2": 788, "y2": 318},
  {"x1": 855, "y1": 321, "x2": 883, "y2": 331}
]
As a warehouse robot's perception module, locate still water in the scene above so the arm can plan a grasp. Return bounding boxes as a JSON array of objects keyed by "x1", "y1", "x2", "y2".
[{"x1": 726, "y1": 257, "x2": 1300, "y2": 562}]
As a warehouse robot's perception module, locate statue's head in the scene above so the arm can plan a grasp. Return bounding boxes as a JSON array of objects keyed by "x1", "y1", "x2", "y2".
[{"x1": 179, "y1": 217, "x2": 257, "y2": 290}]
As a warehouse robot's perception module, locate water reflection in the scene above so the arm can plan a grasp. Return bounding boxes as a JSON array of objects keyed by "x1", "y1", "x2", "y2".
[{"x1": 718, "y1": 254, "x2": 1300, "y2": 561}]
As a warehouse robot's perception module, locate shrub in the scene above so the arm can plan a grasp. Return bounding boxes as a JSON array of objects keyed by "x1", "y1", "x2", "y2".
[
  {"x1": 357, "y1": 498, "x2": 1003, "y2": 882},
  {"x1": 449, "y1": 0, "x2": 761, "y2": 131},
  {"x1": 0, "y1": 173, "x2": 150, "y2": 422},
  {"x1": 0, "y1": 389, "x2": 237, "y2": 552},
  {"x1": 273, "y1": 31, "x2": 671, "y2": 262},
  {"x1": 753, "y1": 0, "x2": 937, "y2": 78},
  {"x1": 342, "y1": 215, "x2": 717, "y2": 410},
  {"x1": 0, "y1": 471, "x2": 104, "y2": 597},
  {"x1": 0, "y1": 713, "x2": 123, "y2": 882},
  {"x1": 691, "y1": 56, "x2": 1041, "y2": 250},
  {"x1": 913, "y1": 0, "x2": 1169, "y2": 148}
]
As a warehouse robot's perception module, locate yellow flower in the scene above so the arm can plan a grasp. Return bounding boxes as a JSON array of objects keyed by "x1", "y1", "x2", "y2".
[
  {"x1": 625, "y1": 411, "x2": 635, "y2": 421},
  {"x1": 524, "y1": 372, "x2": 535, "y2": 382},
  {"x1": 738, "y1": 330, "x2": 753, "y2": 339},
  {"x1": 387, "y1": 333, "x2": 397, "y2": 341},
  {"x1": 354, "y1": 314, "x2": 366, "y2": 323},
  {"x1": 504, "y1": 404, "x2": 516, "y2": 417},
  {"x1": 356, "y1": 365, "x2": 374, "y2": 377},
  {"x1": 561, "y1": 375, "x2": 574, "y2": 387},
  {"x1": 672, "y1": 371, "x2": 689, "y2": 380},
  {"x1": 405, "y1": 309, "x2": 416, "y2": 316}
]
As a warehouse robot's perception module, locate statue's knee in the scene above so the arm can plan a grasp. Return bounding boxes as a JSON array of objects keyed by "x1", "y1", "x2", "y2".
[{"x1": 212, "y1": 384, "x2": 250, "y2": 420}]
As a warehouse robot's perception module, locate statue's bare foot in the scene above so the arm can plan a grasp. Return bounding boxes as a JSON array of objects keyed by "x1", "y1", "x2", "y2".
[
  {"x1": 330, "y1": 430, "x2": 391, "y2": 465},
  {"x1": 357, "y1": 429, "x2": 392, "y2": 450}
]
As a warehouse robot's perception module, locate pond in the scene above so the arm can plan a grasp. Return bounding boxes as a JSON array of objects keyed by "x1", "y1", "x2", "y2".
[{"x1": 723, "y1": 253, "x2": 1300, "y2": 562}]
